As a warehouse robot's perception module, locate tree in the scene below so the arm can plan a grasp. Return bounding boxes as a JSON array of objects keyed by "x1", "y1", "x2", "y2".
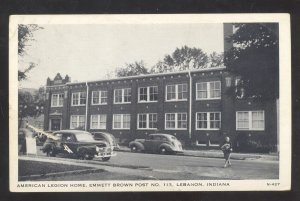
[
  {"x1": 18, "y1": 91, "x2": 36, "y2": 126},
  {"x1": 18, "y1": 24, "x2": 43, "y2": 81},
  {"x1": 209, "y1": 52, "x2": 224, "y2": 67},
  {"x1": 151, "y1": 46, "x2": 209, "y2": 73},
  {"x1": 225, "y1": 23, "x2": 279, "y2": 100},
  {"x1": 18, "y1": 87, "x2": 46, "y2": 127},
  {"x1": 115, "y1": 60, "x2": 149, "y2": 77}
]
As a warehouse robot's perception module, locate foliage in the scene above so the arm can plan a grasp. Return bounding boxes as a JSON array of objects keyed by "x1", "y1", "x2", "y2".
[
  {"x1": 151, "y1": 46, "x2": 209, "y2": 73},
  {"x1": 209, "y1": 52, "x2": 224, "y2": 68},
  {"x1": 18, "y1": 24, "x2": 43, "y2": 81},
  {"x1": 225, "y1": 23, "x2": 279, "y2": 100},
  {"x1": 18, "y1": 87, "x2": 46, "y2": 119},
  {"x1": 115, "y1": 61, "x2": 149, "y2": 77}
]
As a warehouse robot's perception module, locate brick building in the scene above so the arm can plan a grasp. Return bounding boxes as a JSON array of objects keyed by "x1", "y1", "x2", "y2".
[{"x1": 43, "y1": 24, "x2": 278, "y2": 151}]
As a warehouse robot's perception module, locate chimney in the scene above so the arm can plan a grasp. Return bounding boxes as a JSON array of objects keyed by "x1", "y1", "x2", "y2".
[
  {"x1": 223, "y1": 23, "x2": 233, "y2": 53},
  {"x1": 46, "y1": 77, "x2": 51, "y2": 86}
]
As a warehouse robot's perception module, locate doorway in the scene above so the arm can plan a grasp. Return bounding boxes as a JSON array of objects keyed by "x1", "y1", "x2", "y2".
[{"x1": 50, "y1": 118, "x2": 61, "y2": 131}]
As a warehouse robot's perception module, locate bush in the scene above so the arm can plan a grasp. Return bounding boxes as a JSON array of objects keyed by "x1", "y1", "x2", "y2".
[{"x1": 237, "y1": 139, "x2": 273, "y2": 153}]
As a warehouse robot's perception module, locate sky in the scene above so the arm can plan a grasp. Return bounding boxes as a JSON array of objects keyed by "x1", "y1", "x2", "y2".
[{"x1": 19, "y1": 23, "x2": 224, "y2": 89}]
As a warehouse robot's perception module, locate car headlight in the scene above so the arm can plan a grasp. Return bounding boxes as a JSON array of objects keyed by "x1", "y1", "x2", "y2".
[{"x1": 96, "y1": 146, "x2": 100, "y2": 152}]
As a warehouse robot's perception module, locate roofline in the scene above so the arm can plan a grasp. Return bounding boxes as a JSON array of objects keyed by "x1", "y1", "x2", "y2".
[{"x1": 46, "y1": 66, "x2": 226, "y2": 88}]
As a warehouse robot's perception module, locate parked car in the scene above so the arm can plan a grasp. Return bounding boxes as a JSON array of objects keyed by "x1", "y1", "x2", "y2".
[
  {"x1": 41, "y1": 130, "x2": 115, "y2": 161},
  {"x1": 91, "y1": 132, "x2": 120, "y2": 150},
  {"x1": 129, "y1": 134, "x2": 183, "y2": 154},
  {"x1": 33, "y1": 130, "x2": 49, "y2": 146}
]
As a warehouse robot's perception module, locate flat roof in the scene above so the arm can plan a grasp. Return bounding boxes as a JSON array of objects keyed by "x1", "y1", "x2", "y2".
[{"x1": 47, "y1": 66, "x2": 226, "y2": 88}]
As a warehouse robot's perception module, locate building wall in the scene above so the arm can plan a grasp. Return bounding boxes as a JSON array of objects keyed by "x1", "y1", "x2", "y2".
[{"x1": 44, "y1": 69, "x2": 278, "y2": 151}]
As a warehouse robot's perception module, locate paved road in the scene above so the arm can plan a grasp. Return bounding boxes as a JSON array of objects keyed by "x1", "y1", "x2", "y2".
[{"x1": 22, "y1": 150, "x2": 279, "y2": 180}]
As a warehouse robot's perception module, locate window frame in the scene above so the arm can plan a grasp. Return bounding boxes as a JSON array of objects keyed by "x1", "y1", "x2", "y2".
[
  {"x1": 236, "y1": 111, "x2": 265, "y2": 131},
  {"x1": 71, "y1": 92, "x2": 86, "y2": 106},
  {"x1": 91, "y1": 90, "x2": 108, "y2": 105},
  {"x1": 138, "y1": 86, "x2": 158, "y2": 103},
  {"x1": 70, "y1": 115, "x2": 86, "y2": 129},
  {"x1": 165, "y1": 83, "x2": 188, "y2": 102},
  {"x1": 114, "y1": 88, "x2": 131, "y2": 104},
  {"x1": 90, "y1": 114, "x2": 107, "y2": 129},
  {"x1": 165, "y1": 113, "x2": 188, "y2": 130},
  {"x1": 196, "y1": 81, "x2": 221, "y2": 100},
  {"x1": 51, "y1": 93, "x2": 64, "y2": 107},
  {"x1": 112, "y1": 114, "x2": 131, "y2": 130},
  {"x1": 195, "y1": 112, "x2": 221, "y2": 130},
  {"x1": 137, "y1": 113, "x2": 158, "y2": 130}
]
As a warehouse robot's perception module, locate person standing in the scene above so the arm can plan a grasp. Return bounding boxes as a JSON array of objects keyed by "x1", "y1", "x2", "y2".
[{"x1": 221, "y1": 136, "x2": 233, "y2": 168}]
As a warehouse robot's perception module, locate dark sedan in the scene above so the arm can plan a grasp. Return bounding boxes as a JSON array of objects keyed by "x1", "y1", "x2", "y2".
[
  {"x1": 91, "y1": 132, "x2": 120, "y2": 150},
  {"x1": 129, "y1": 134, "x2": 183, "y2": 154},
  {"x1": 42, "y1": 130, "x2": 115, "y2": 161}
]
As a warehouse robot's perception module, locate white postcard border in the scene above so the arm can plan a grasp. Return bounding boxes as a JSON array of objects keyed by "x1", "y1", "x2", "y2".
[{"x1": 9, "y1": 14, "x2": 291, "y2": 192}]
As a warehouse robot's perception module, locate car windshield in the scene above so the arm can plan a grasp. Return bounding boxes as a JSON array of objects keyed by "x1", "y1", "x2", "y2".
[{"x1": 75, "y1": 132, "x2": 95, "y2": 142}]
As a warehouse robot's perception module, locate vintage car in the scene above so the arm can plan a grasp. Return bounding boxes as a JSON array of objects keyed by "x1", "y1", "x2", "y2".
[
  {"x1": 41, "y1": 130, "x2": 115, "y2": 161},
  {"x1": 129, "y1": 134, "x2": 183, "y2": 154},
  {"x1": 91, "y1": 132, "x2": 120, "y2": 150}
]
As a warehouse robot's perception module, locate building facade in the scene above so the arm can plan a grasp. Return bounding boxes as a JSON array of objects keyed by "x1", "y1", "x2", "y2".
[
  {"x1": 43, "y1": 68, "x2": 278, "y2": 151},
  {"x1": 43, "y1": 24, "x2": 278, "y2": 152}
]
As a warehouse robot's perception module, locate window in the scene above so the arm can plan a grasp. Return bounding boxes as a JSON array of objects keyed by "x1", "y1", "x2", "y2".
[
  {"x1": 165, "y1": 113, "x2": 187, "y2": 130},
  {"x1": 113, "y1": 114, "x2": 131, "y2": 129},
  {"x1": 114, "y1": 88, "x2": 131, "y2": 104},
  {"x1": 166, "y1": 84, "x2": 188, "y2": 101},
  {"x1": 138, "y1": 86, "x2": 158, "y2": 102},
  {"x1": 196, "y1": 81, "x2": 221, "y2": 100},
  {"x1": 196, "y1": 112, "x2": 221, "y2": 130},
  {"x1": 72, "y1": 92, "x2": 86, "y2": 106},
  {"x1": 70, "y1": 115, "x2": 85, "y2": 129},
  {"x1": 51, "y1": 94, "x2": 64, "y2": 107},
  {"x1": 92, "y1": 90, "x2": 108, "y2": 105},
  {"x1": 236, "y1": 111, "x2": 264, "y2": 130},
  {"x1": 137, "y1": 113, "x2": 158, "y2": 129},
  {"x1": 90, "y1": 115, "x2": 107, "y2": 129}
]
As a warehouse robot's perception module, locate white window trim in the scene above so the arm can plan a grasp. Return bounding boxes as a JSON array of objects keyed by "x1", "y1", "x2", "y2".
[
  {"x1": 71, "y1": 92, "x2": 86, "y2": 106},
  {"x1": 165, "y1": 113, "x2": 188, "y2": 130},
  {"x1": 165, "y1": 84, "x2": 188, "y2": 102},
  {"x1": 195, "y1": 112, "x2": 221, "y2": 130},
  {"x1": 114, "y1": 88, "x2": 131, "y2": 104},
  {"x1": 236, "y1": 110, "x2": 265, "y2": 131},
  {"x1": 90, "y1": 114, "x2": 107, "y2": 129},
  {"x1": 70, "y1": 115, "x2": 85, "y2": 129},
  {"x1": 51, "y1": 93, "x2": 64, "y2": 107},
  {"x1": 138, "y1": 86, "x2": 158, "y2": 103},
  {"x1": 137, "y1": 113, "x2": 158, "y2": 130},
  {"x1": 112, "y1": 114, "x2": 131, "y2": 130},
  {"x1": 196, "y1": 81, "x2": 221, "y2": 100},
  {"x1": 91, "y1": 90, "x2": 108, "y2": 105}
]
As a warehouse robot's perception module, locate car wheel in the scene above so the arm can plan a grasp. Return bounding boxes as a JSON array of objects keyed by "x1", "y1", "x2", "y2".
[
  {"x1": 102, "y1": 157, "x2": 111, "y2": 161},
  {"x1": 46, "y1": 146, "x2": 56, "y2": 157},
  {"x1": 85, "y1": 154, "x2": 94, "y2": 160},
  {"x1": 159, "y1": 147, "x2": 167, "y2": 154},
  {"x1": 78, "y1": 149, "x2": 92, "y2": 160},
  {"x1": 131, "y1": 145, "x2": 138, "y2": 152}
]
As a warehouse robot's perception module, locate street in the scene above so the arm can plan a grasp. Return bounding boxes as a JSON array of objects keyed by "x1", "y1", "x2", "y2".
[{"x1": 19, "y1": 150, "x2": 279, "y2": 181}]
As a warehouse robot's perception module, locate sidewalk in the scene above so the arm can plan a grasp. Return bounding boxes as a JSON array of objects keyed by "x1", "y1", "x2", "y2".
[{"x1": 117, "y1": 146, "x2": 279, "y2": 161}]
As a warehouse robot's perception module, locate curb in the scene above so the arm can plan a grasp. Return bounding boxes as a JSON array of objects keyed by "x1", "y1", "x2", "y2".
[
  {"x1": 19, "y1": 155, "x2": 153, "y2": 172},
  {"x1": 19, "y1": 168, "x2": 105, "y2": 181},
  {"x1": 116, "y1": 148, "x2": 278, "y2": 161}
]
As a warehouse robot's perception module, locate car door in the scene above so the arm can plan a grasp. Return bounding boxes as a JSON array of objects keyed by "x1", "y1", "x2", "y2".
[
  {"x1": 144, "y1": 135, "x2": 155, "y2": 152},
  {"x1": 61, "y1": 133, "x2": 77, "y2": 154},
  {"x1": 152, "y1": 135, "x2": 162, "y2": 152}
]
